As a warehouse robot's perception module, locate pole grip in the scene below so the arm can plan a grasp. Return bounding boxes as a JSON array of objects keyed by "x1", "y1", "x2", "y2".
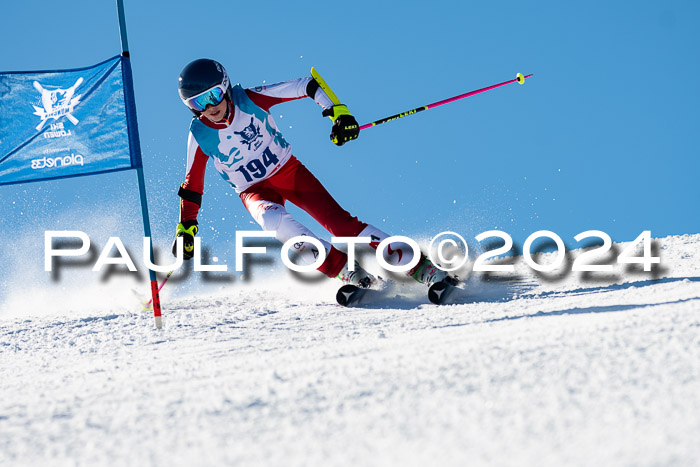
[{"x1": 310, "y1": 67, "x2": 342, "y2": 119}]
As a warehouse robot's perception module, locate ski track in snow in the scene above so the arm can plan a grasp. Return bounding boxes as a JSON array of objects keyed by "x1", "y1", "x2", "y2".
[{"x1": 1, "y1": 234, "x2": 699, "y2": 466}]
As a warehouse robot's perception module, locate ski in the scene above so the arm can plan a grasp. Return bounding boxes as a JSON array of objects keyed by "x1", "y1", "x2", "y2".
[
  {"x1": 336, "y1": 284, "x2": 381, "y2": 307},
  {"x1": 337, "y1": 277, "x2": 462, "y2": 307},
  {"x1": 428, "y1": 277, "x2": 461, "y2": 305}
]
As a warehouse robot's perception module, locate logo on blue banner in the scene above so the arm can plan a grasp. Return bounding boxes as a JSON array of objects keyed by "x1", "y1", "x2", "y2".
[
  {"x1": 0, "y1": 55, "x2": 140, "y2": 186},
  {"x1": 32, "y1": 77, "x2": 83, "y2": 131}
]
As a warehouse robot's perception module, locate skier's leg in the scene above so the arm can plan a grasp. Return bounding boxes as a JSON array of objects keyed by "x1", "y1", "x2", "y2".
[
  {"x1": 270, "y1": 157, "x2": 367, "y2": 237},
  {"x1": 357, "y1": 225, "x2": 448, "y2": 286},
  {"x1": 263, "y1": 157, "x2": 441, "y2": 285},
  {"x1": 240, "y1": 188, "x2": 347, "y2": 277},
  {"x1": 356, "y1": 224, "x2": 419, "y2": 270},
  {"x1": 255, "y1": 158, "x2": 376, "y2": 285},
  {"x1": 267, "y1": 157, "x2": 436, "y2": 282}
]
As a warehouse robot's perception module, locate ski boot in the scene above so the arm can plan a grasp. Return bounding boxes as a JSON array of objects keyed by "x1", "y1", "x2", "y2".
[
  {"x1": 336, "y1": 261, "x2": 375, "y2": 289},
  {"x1": 409, "y1": 255, "x2": 450, "y2": 286},
  {"x1": 409, "y1": 255, "x2": 460, "y2": 304},
  {"x1": 335, "y1": 261, "x2": 378, "y2": 307}
]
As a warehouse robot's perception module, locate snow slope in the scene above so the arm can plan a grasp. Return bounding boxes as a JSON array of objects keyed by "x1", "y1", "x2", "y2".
[{"x1": 1, "y1": 234, "x2": 699, "y2": 466}]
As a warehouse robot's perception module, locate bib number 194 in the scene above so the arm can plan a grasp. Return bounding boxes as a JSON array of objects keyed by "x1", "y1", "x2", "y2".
[{"x1": 234, "y1": 148, "x2": 279, "y2": 182}]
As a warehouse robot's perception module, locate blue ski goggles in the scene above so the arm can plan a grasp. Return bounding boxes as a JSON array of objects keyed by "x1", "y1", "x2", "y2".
[{"x1": 185, "y1": 85, "x2": 227, "y2": 112}]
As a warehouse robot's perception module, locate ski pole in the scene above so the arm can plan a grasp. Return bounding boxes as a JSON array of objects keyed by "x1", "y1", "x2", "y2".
[
  {"x1": 359, "y1": 73, "x2": 532, "y2": 131},
  {"x1": 143, "y1": 270, "x2": 174, "y2": 310}
]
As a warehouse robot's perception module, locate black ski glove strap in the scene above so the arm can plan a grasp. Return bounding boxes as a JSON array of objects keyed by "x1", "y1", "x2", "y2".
[
  {"x1": 178, "y1": 185, "x2": 202, "y2": 207},
  {"x1": 329, "y1": 114, "x2": 360, "y2": 146},
  {"x1": 306, "y1": 77, "x2": 320, "y2": 99}
]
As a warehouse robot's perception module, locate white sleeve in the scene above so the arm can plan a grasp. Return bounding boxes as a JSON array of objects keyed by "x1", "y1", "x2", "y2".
[
  {"x1": 185, "y1": 131, "x2": 199, "y2": 175},
  {"x1": 247, "y1": 77, "x2": 335, "y2": 110}
]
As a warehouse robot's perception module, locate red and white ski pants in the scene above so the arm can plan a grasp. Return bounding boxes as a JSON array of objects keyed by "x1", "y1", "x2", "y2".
[{"x1": 240, "y1": 156, "x2": 413, "y2": 277}]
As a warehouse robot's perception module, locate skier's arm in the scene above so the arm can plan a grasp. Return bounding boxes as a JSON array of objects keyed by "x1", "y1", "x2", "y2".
[
  {"x1": 245, "y1": 77, "x2": 334, "y2": 112},
  {"x1": 179, "y1": 132, "x2": 208, "y2": 225},
  {"x1": 172, "y1": 133, "x2": 208, "y2": 259},
  {"x1": 246, "y1": 76, "x2": 359, "y2": 146}
]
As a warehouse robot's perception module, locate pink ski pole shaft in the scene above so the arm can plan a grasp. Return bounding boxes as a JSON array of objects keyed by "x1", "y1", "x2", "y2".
[
  {"x1": 359, "y1": 73, "x2": 532, "y2": 131},
  {"x1": 143, "y1": 270, "x2": 173, "y2": 310}
]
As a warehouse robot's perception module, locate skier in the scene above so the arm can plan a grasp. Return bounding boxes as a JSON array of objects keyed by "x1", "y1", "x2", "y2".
[{"x1": 173, "y1": 58, "x2": 449, "y2": 292}]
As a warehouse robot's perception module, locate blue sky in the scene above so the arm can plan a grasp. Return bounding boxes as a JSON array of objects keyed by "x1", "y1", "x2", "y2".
[{"x1": 1, "y1": 0, "x2": 699, "y2": 299}]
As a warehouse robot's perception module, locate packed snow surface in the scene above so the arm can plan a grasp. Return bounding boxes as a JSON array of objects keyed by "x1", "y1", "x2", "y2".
[{"x1": 1, "y1": 234, "x2": 699, "y2": 466}]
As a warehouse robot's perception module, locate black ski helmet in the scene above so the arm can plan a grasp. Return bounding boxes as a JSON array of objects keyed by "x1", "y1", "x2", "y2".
[{"x1": 178, "y1": 58, "x2": 233, "y2": 115}]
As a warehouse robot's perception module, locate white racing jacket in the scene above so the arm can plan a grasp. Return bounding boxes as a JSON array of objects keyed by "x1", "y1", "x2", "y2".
[{"x1": 180, "y1": 77, "x2": 334, "y2": 222}]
